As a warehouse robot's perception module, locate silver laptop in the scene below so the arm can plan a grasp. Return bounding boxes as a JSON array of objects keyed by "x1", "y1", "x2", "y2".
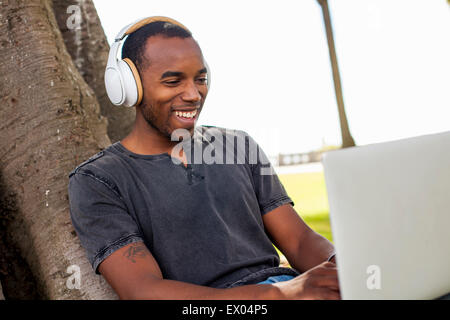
[{"x1": 322, "y1": 131, "x2": 450, "y2": 300}]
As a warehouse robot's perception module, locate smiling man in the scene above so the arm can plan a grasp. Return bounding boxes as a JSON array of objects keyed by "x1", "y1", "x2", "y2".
[{"x1": 68, "y1": 17, "x2": 340, "y2": 300}]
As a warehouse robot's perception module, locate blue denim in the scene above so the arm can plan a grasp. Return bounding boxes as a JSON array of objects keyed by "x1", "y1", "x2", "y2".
[
  {"x1": 223, "y1": 267, "x2": 300, "y2": 288},
  {"x1": 257, "y1": 275, "x2": 295, "y2": 284}
]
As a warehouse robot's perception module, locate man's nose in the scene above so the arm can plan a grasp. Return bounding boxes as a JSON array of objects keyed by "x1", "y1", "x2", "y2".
[{"x1": 181, "y1": 81, "x2": 201, "y2": 103}]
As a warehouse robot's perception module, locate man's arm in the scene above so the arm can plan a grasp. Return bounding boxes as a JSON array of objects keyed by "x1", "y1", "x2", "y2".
[
  {"x1": 99, "y1": 241, "x2": 339, "y2": 300},
  {"x1": 99, "y1": 241, "x2": 277, "y2": 300},
  {"x1": 262, "y1": 203, "x2": 336, "y2": 273}
]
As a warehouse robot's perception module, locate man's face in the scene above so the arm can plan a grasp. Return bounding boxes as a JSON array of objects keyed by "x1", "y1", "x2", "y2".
[{"x1": 138, "y1": 35, "x2": 208, "y2": 138}]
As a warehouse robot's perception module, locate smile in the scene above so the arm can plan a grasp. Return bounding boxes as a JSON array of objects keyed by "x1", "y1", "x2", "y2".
[{"x1": 174, "y1": 110, "x2": 197, "y2": 119}]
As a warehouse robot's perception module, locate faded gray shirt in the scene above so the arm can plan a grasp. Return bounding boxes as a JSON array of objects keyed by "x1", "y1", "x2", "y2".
[{"x1": 68, "y1": 126, "x2": 295, "y2": 288}]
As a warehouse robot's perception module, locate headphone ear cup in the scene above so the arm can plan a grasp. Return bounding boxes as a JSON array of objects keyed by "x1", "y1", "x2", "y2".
[
  {"x1": 117, "y1": 59, "x2": 143, "y2": 107},
  {"x1": 117, "y1": 60, "x2": 137, "y2": 107},
  {"x1": 105, "y1": 67, "x2": 124, "y2": 105}
]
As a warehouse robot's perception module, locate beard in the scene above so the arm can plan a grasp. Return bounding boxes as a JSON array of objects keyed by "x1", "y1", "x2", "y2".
[{"x1": 140, "y1": 101, "x2": 173, "y2": 139}]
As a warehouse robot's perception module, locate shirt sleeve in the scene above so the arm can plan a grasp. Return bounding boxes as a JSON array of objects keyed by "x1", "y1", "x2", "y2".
[
  {"x1": 68, "y1": 172, "x2": 144, "y2": 274},
  {"x1": 244, "y1": 132, "x2": 295, "y2": 215}
]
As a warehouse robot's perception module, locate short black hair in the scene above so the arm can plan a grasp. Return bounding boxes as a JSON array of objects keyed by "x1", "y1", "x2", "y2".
[{"x1": 122, "y1": 21, "x2": 192, "y2": 73}]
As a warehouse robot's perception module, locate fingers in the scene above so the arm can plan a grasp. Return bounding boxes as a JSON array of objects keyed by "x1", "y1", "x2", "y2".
[
  {"x1": 310, "y1": 287, "x2": 341, "y2": 300},
  {"x1": 308, "y1": 262, "x2": 338, "y2": 276},
  {"x1": 280, "y1": 261, "x2": 341, "y2": 300},
  {"x1": 318, "y1": 261, "x2": 338, "y2": 269},
  {"x1": 311, "y1": 262, "x2": 340, "y2": 291},
  {"x1": 322, "y1": 261, "x2": 337, "y2": 268},
  {"x1": 295, "y1": 261, "x2": 341, "y2": 299},
  {"x1": 310, "y1": 274, "x2": 339, "y2": 290}
]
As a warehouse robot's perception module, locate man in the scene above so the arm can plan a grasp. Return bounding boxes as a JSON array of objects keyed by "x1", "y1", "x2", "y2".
[{"x1": 68, "y1": 17, "x2": 340, "y2": 299}]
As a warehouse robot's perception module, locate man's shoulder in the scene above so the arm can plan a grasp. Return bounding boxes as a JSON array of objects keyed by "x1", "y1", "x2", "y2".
[{"x1": 68, "y1": 143, "x2": 123, "y2": 179}]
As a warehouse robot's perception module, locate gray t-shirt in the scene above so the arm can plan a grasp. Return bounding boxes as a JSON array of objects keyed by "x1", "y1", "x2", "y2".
[{"x1": 68, "y1": 126, "x2": 295, "y2": 288}]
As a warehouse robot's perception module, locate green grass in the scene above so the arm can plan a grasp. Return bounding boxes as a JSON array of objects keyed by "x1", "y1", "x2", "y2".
[{"x1": 278, "y1": 171, "x2": 333, "y2": 242}]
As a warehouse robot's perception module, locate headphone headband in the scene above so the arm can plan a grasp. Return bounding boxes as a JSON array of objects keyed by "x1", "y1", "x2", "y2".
[
  {"x1": 105, "y1": 16, "x2": 209, "y2": 108},
  {"x1": 115, "y1": 16, "x2": 189, "y2": 41}
]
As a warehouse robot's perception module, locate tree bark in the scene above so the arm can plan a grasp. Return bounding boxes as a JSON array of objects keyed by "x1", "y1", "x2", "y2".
[
  {"x1": 317, "y1": 0, "x2": 356, "y2": 148},
  {"x1": 51, "y1": 0, "x2": 135, "y2": 143},
  {"x1": 0, "y1": 0, "x2": 116, "y2": 299},
  {"x1": 0, "y1": 180, "x2": 40, "y2": 299},
  {"x1": 0, "y1": 280, "x2": 4, "y2": 300}
]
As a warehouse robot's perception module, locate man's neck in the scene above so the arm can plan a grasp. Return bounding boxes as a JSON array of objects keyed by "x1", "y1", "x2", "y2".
[
  {"x1": 121, "y1": 127, "x2": 190, "y2": 167},
  {"x1": 121, "y1": 126, "x2": 176, "y2": 156},
  {"x1": 120, "y1": 115, "x2": 196, "y2": 158}
]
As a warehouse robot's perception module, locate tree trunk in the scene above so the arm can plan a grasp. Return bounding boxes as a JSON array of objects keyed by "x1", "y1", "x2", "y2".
[
  {"x1": 317, "y1": 0, "x2": 356, "y2": 148},
  {"x1": 0, "y1": 0, "x2": 117, "y2": 299},
  {"x1": 51, "y1": 0, "x2": 135, "y2": 143},
  {"x1": 0, "y1": 280, "x2": 4, "y2": 300}
]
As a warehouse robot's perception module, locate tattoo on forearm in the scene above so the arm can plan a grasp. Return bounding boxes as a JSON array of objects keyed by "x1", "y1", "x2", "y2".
[{"x1": 123, "y1": 243, "x2": 148, "y2": 263}]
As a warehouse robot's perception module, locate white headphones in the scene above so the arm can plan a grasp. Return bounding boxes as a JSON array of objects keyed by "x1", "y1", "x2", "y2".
[{"x1": 104, "y1": 16, "x2": 210, "y2": 107}]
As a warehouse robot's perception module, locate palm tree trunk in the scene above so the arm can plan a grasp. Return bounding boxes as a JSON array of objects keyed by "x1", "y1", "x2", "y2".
[{"x1": 317, "y1": 0, "x2": 356, "y2": 148}]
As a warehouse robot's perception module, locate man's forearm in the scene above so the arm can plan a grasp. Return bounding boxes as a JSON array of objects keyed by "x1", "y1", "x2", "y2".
[
  {"x1": 119, "y1": 277, "x2": 283, "y2": 300},
  {"x1": 289, "y1": 228, "x2": 335, "y2": 273}
]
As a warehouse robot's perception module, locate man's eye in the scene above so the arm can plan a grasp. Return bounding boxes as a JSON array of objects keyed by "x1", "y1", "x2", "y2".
[
  {"x1": 196, "y1": 77, "x2": 207, "y2": 84},
  {"x1": 164, "y1": 80, "x2": 180, "y2": 86}
]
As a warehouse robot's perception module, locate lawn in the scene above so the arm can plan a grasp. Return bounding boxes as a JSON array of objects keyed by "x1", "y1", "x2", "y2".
[{"x1": 278, "y1": 171, "x2": 333, "y2": 242}]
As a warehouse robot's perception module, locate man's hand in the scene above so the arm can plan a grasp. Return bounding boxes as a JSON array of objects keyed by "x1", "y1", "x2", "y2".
[{"x1": 272, "y1": 261, "x2": 340, "y2": 300}]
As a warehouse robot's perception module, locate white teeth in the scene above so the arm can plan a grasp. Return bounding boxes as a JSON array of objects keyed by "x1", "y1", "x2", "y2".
[{"x1": 175, "y1": 110, "x2": 197, "y2": 118}]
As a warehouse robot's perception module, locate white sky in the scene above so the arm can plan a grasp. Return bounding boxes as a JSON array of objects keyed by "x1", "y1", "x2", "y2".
[{"x1": 93, "y1": 0, "x2": 450, "y2": 156}]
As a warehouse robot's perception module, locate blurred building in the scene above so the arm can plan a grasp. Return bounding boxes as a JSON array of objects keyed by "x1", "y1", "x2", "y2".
[{"x1": 277, "y1": 150, "x2": 324, "y2": 166}]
